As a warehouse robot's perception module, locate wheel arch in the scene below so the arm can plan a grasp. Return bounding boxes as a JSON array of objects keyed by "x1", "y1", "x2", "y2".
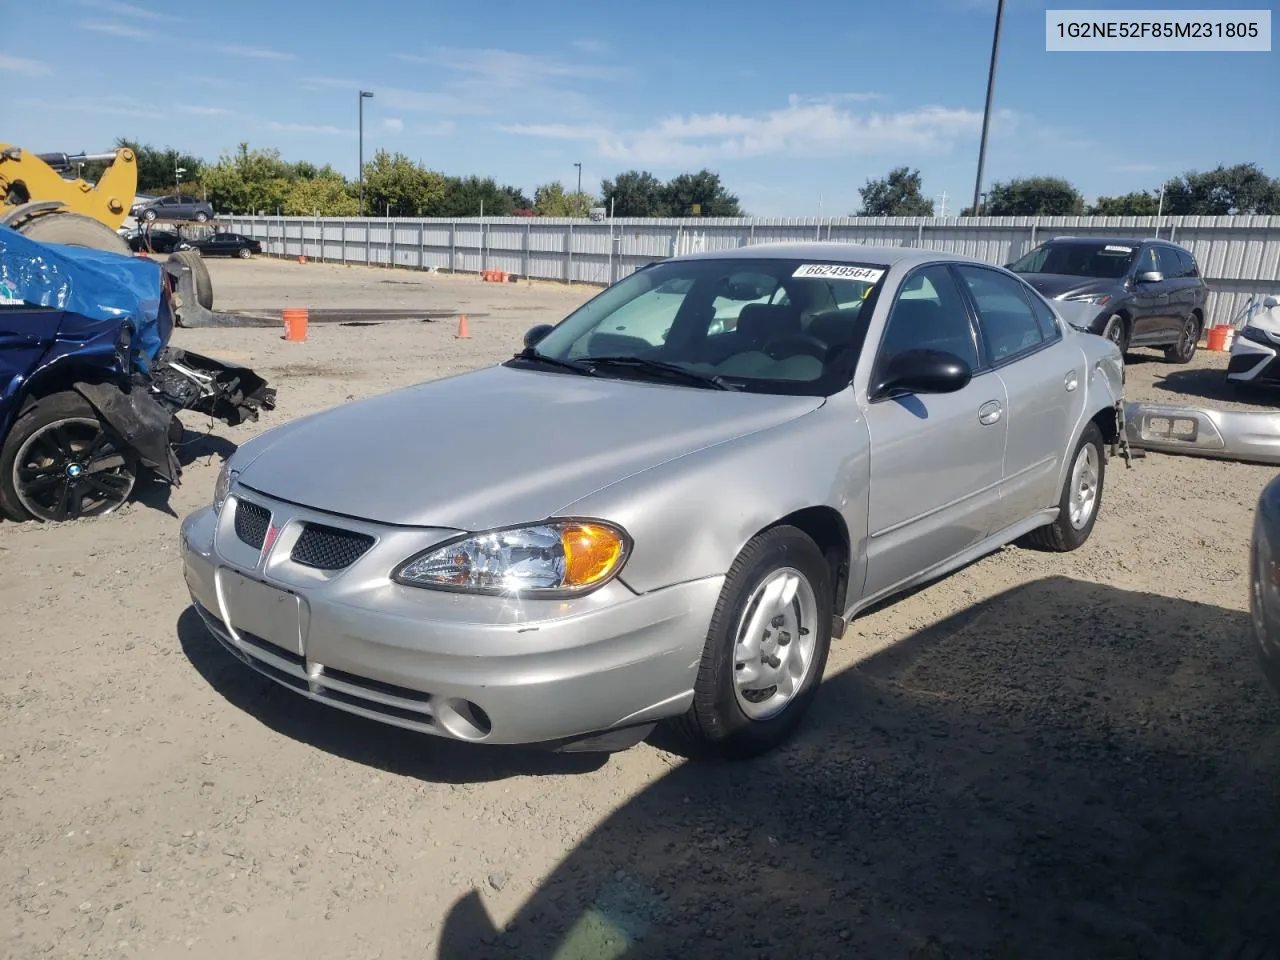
[{"x1": 756, "y1": 506, "x2": 851, "y2": 621}]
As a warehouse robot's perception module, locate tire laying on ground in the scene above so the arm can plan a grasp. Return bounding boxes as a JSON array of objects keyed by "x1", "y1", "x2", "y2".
[
  {"x1": 169, "y1": 249, "x2": 214, "y2": 310},
  {"x1": 14, "y1": 212, "x2": 129, "y2": 254}
]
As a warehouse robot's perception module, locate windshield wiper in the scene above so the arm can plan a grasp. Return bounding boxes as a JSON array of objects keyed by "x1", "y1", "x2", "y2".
[
  {"x1": 583, "y1": 355, "x2": 739, "y2": 391},
  {"x1": 510, "y1": 347, "x2": 597, "y2": 376}
]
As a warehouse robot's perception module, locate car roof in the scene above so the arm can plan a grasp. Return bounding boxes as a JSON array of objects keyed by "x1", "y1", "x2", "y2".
[
  {"x1": 667, "y1": 241, "x2": 991, "y2": 270},
  {"x1": 1041, "y1": 235, "x2": 1174, "y2": 247}
]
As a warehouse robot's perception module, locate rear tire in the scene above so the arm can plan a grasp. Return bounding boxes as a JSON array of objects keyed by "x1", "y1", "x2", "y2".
[
  {"x1": 1164, "y1": 313, "x2": 1201, "y2": 363},
  {"x1": 169, "y1": 249, "x2": 214, "y2": 309},
  {"x1": 1025, "y1": 420, "x2": 1106, "y2": 552},
  {"x1": 670, "y1": 525, "x2": 833, "y2": 759},
  {"x1": 14, "y1": 212, "x2": 129, "y2": 254},
  {"x1": 0, "y1": 391, "x2": 139, "y2": 523}
]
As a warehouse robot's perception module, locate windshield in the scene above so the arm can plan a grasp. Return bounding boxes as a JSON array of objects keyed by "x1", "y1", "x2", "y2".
[
  {"x1": 1008, "y1": 241, "x2": 1138, "y2": 279},
  {"x1": 511, "y1": 257, "x2": 887, "y2": 396}
]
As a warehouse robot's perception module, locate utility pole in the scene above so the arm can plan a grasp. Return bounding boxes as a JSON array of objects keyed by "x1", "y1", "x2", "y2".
[
  {"x1": 972, "y1": 0, "x2": 1005, "y2": 216},
  {"x1": 358, "y1": 89, "x2": 374, "y2": 216},
  {"x1": 574, "y1": 162, "x2": 582, "y2": 196},
  {"x1": 936, "y1": 190, "x2": 949, "y2": 217}
]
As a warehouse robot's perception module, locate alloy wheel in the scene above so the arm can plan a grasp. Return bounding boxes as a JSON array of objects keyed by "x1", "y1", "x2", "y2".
[
  {"x1": 1068, "y1": 442, "x2": 1100, "y2": 530},
  {"x1": 13, "y1": 417, "x2": 137, "y2": 521},
  {"x1": 731, "y1": 567, "x2": 820, "y2": 721}
]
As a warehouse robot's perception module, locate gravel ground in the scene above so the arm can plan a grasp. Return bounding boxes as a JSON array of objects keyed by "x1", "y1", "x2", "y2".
[{"x1": 3, "y1": 257, "x2": 1279, "y2": 960}]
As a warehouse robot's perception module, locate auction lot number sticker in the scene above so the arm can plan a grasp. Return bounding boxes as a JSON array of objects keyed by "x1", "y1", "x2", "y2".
[
  {"x1": 792, "y1": 264, "x2": 886, "y2": 283},
  {"x1": 1046, "y1": 9, "x2": 1271, "y2": 51}
]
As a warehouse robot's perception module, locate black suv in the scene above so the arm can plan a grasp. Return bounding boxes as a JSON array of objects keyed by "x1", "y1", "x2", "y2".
[
  {"x1": 1006, "y1": 236, "x2": 1209, "y2": 363},
  {"x1": 131, "y1": 194, "x2": 216, "y2": 223}
]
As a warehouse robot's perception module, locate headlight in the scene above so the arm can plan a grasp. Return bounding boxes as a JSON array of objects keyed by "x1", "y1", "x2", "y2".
[
  {"x1": 213, "y1": 461, "x2": 238, "y2": 514},
  {"x1": 1062, "y1": 292, "x2": 1112, "y2": 307},
  {"x1": 392, "y1": 520, "x2": 630, "y2": 597}
]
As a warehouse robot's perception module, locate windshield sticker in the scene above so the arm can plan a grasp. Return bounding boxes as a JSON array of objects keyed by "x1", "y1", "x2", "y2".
[
  {"x1": 1103, "y1": 245, "x2": 1133, "y2": 254},
  {"x1": 792, "y1": 263, "x2": 885, "y2": 282}
]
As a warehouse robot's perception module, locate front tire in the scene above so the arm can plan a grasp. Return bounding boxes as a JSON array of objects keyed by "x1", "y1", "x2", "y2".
[
  {"x1": 238, "y1": 247, "x2": 252, "y2": 259},
  {"x1": 671, "y1": 525, "x2": 833, "y2": 759},
  {"x1": 1164, "y1": 313, "x2": 1201, "y2": 363},
  {"x1": 1025, "y1": 420, "x2": 1106, "y2": 552},
  {"x1": 1102, "y1": 313, "x2": 1130, "y2": 354},
  {"x1": 0, "y1": 391, "x2": 139, "y2": 523}
]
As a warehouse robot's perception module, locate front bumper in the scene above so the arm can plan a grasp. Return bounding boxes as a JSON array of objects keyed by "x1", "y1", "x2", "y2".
[
  {"x1": 179, "y1": 490, "x2": 723, "y2": 746},
  {"x1": 1227, "y1": 330, "x2": 1280, "y2": 384}
]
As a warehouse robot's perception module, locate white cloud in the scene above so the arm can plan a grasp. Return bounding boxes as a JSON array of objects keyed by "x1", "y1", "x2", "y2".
[
  {"x1": 217, "y1": 44, "x2": 295, "y2": 62},
  {"x1": 570, "y1": 38, "x2": 612, "y2": 56},
  {"x1": 299, "y1": 76, "x2": 492, "y2": 115},
  {"x1": 82, "y1": 20, "x2": 155, "y2": 39},
  {"x1": 1112, "y1": 163, "x2": 1158, "y2": 173},
  {"x1": 179, "y1": 104, "x2": 233, "y2": 116},
  {"x1": 23, "y1": 95, "x2": 160, "y2": 118},
  {"x1": 266, "y1": 121, "x2": 349, "y2": 136},
  {"x1": 79, "y1": 0, "x2": 179, "y2": 20},
  {"x1": 0, "y1": 54, "x2": 50, "y2": 76},
  {"x1": 381, "y1": 117, "x2": 405, "y2": 133},
  {"x1": 501, "y1": 97, "x2": 1015, "y2": 166},
  {"x1": 422, "y1": 46, "x2": 627, "y2": 86},
  {"x1": 420, "y1": 120, "x2": 457, "y2": 137}
]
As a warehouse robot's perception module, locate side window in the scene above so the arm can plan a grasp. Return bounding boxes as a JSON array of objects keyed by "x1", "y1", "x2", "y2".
[
  {"x1": 1177, "y1": 247, "x2": 1199, "y2": 278},
  {"x1": 1023, "y1": 284, "x2": 1062, "y2": 340},
  {"x1": 1159, "y1": 246, "x2": 1184, "y2": 279},
  {"x1": 955, "y1": 265, "x2": 1046, "y2": 362},
  {"x1": 877, "y1": 264, "x2": 978, "y2": 370}
]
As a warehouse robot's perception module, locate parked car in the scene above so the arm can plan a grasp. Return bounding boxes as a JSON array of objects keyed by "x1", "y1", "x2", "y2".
[
  {"x1": 1227, "y1": 296, "x2": 1280, "y2": 389},
  {"x1": 124, "y1": 229, "x2": 191, "y2": 254},
  {"x1": 131, "y1": 195, "x2": 215, "y2": 223},
  {"x1": 179, "y1": 242, "x2": 1126, "y2": 759},
  {"x1": 1250, "y1": 472, "x2": 1280, "y2": 699},
  {"x1": 191, "y1": 232, "x2": 261, "y2": 259},
  {"x1": 1006, "y1": 236, "x2": 1208, "y2": 363}
]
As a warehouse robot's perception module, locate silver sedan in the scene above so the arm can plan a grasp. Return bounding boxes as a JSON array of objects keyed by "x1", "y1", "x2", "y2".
[{"x1": 180, "y1": 242, "x2": 1126, "y2": 758}]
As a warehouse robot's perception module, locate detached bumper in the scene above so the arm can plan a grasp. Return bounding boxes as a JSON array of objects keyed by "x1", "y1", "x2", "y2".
[
  {"x1": 1124, "y1": 401, "x2": 1280, "y2": 466},
  {"x1": 179, "y1": 496, "x2": 722, "y2": 746}
]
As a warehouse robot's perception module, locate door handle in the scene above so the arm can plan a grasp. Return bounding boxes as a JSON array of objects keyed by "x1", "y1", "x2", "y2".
[
  {"x1": 978, "y1": 400, "x2": 1003, "y2": 425},
  {"x1": 1064, "y1": 371, "x2": 1079, "y2": 392}
]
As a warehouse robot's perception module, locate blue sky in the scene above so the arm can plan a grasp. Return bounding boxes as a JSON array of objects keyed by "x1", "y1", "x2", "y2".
[{"x1": 7, "y1": 0, "x2": 1278, "y2": 216}]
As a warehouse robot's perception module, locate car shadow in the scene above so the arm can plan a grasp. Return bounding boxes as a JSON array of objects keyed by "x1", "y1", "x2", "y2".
[
  {"x1": 436, "y1": 576, "x2": 1280, "y2": 960},
  {"x1": 131, "y1": 427, "x2": 239, "y2": 518},
  {"x1": 175, "y1": 606, "x2": 608, "y2": 783},
  {"x1": 1130, "y1": 362, "x2": 1278, "y2": 409}
]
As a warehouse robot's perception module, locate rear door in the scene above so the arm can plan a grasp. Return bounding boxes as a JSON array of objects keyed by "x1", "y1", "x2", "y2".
[
  {"x1": 954, "y1": 264, "x2": 1084, "y2": 529},
  {"x1": 861, "y1": 262, "x2": 1009, "y2": 601}
]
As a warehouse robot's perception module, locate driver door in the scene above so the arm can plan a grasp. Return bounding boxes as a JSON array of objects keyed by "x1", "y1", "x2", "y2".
[{"x1": 861, "y1": 263, "x2": 1008, "y2": 601}]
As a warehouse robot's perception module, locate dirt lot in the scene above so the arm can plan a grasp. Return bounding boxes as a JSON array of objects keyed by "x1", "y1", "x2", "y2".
[{"x1": 3, "y1": 257, "x2": 1279, "y2": 960}]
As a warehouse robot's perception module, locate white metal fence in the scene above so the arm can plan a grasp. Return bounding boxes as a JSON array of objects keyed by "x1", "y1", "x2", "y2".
[{"x1": 220, "y1": 214, "x2": 1280, "y2": 328}]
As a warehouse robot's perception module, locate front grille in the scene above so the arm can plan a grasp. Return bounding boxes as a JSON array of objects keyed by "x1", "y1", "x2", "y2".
[
  {"x1": 234, "y1": 500, "x2": 271, "y2": 548},
  {"x1": 290, "y1": 523, "x2": 375, "y2": 570}
]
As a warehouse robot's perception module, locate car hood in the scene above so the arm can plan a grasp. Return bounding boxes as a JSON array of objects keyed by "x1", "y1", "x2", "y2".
[
  {"x1": 234, "y1": 363, "x2": 824, "y2": 529},
  {"x1": 1019, "y1": 274, "x2": 1121, "y2": 301}
]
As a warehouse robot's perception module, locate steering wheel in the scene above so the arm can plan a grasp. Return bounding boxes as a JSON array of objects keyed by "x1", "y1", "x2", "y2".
[{"x1": 762, "y1": 333, "x2": 829, "y2": 361}]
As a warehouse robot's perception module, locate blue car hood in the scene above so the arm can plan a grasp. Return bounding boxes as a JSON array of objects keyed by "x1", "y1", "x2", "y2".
[{"x1": 0, "y1": 225, "x2": 169, "y2": 370}]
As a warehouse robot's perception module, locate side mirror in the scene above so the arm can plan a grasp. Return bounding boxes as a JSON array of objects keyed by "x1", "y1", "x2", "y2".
[
  {"x1": 873, "y1": 348, "x2": 972, "y2": 400},
  {"x1": 1135, "y1": 271, "x2": 1163, "y2": 284},
  {"x1": 523, "y1": 323, "x2": 554, "y2": 349}
]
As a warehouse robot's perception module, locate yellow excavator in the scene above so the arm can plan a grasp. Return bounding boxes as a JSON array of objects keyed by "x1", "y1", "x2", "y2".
[
  {"x1": 0, "y1": 142, "x2": 215, "y2": 311},
  {"x1": 0, "y1": 143, "x2": 139, "y2": 253}
]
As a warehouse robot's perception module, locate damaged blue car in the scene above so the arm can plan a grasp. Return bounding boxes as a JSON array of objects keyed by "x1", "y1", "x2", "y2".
[{"x1": 0, "y1": 226, "x2": 274, "y2": 522}]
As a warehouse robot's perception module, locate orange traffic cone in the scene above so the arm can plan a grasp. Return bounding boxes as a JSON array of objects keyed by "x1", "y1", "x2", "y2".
[{"x1": 455, "y1": 314, "x2": 470, "y2": 339}]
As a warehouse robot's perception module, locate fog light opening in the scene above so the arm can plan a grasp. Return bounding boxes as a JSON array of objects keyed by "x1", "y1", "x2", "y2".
[{"x1": 436, "y1": 698, "x2": 493, "y2": 741}]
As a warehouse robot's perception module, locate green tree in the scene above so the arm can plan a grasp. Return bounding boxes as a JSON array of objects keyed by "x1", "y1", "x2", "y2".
[
  {"x1": 361, "y1": 150, "x2": 447, "y2": 216},
  {"x1": 201, "y1": 142, "x2": 291, "y2": 214},
  {"x1": 1088, "y1": 191, "x2": 1160, "y2": 216},
  {"x1": 1162, "y1": 163, "x2": 1278, "y2": 215},
  {"x1": 532, "y1": 182, "x2": 593, "y2": 217},
  {"x1": 600, "y1": 170, "x2": 667, "y2": 217},
  {"x1": 284, "y1": 176, "x2": 359, "y2": 216},
  {"x1": 430, "y1": 175, "x2": 519, "y2": 217},
  {"x1": 502, "y1": 185, "x2": 534, "y2": 211},
  {"x1": 661, "y1": 169, "x2": 743, "y2": 217},
  {"x1": 856, "y1": 166, "x2": 934, "y2": 217},
  {"x1": 979, "y1": 176, "x2": 1085, "y2": 216}
]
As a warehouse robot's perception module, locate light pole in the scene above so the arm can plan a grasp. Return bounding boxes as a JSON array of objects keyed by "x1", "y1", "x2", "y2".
[
  {"x1": 358, "y1": 89, "x2": 374, "y2": 216},
  {"x1": 175, "y1": 165, "x2": 186, "y2": 192},
  {"x1": 971, "y1": 0, "x2": 1005, "y2": 216},
  {"x1": 574, "y1": 162, "x2": 582, "y2": 196}
]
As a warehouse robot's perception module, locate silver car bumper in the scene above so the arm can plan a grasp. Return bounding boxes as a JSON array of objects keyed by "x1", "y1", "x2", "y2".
[
  {"x1": 179, "y1": 492, "x2": 723, "y2": 746},
  {"x1": 1123, "y1": 401, "x2": 1280, "y2": 466}
]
